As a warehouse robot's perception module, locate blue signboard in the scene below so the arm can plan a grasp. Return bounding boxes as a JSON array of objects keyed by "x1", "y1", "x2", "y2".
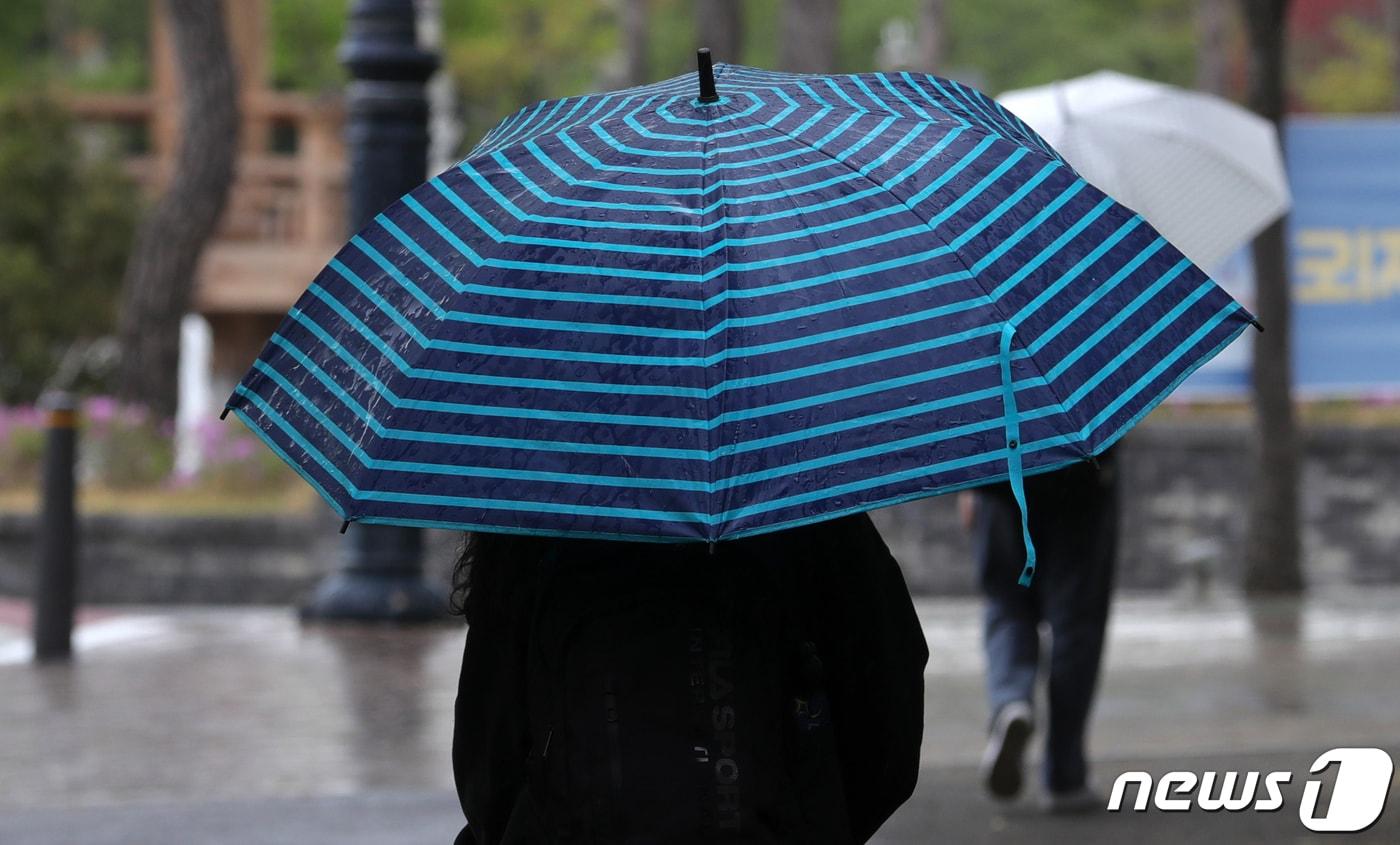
[{"x1": 1179, "y1": 116, "x2": 1400, "y2": 398}]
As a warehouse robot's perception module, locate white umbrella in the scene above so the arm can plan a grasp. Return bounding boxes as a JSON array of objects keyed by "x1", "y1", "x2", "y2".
[{"x1": 998, "y1": 70, "x2": 1290, "y2": 271}]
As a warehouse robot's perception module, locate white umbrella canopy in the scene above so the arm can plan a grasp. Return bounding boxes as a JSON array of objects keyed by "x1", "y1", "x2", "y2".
[{"x1": 998, "y1": 70, "x2": 1291, "y2": 270}]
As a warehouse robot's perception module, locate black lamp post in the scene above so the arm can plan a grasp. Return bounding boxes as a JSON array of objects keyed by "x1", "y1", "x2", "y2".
[{"x1": 301, "y1": 0, "x2": 445, "y2": 622}]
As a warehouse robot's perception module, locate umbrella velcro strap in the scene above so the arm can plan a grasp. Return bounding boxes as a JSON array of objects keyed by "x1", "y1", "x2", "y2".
[{"x1": 998, "y1": 323, "x2": 1038, "y2": 588}]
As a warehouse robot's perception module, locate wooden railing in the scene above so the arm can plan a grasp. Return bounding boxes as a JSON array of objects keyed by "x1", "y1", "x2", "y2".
[{"x1": 66, "y1": 89, "x2": 348, "y2": 312}]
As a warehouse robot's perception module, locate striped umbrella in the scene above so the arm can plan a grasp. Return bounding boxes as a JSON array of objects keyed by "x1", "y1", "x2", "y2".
[{"x1": 225, "y1": 53, "x2": 1255, "y2": 579}]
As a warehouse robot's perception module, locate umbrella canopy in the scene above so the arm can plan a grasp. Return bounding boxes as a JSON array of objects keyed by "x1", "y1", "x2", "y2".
[
  {"x1": 998, "y1": 70, "x2": 1290, "y2": 270},
  {"x1": 226, "y1": 60, "x2": 1254, "y2": 557}
]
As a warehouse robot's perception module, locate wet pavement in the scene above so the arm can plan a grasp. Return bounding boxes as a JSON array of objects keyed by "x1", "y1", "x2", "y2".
[{"x1": 1, "y1": 587, "x2": 1398, "y2": 843}]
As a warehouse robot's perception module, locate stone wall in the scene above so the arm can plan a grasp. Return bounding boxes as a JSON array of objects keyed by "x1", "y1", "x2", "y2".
[
  {"x1": 2, "y1": 423, "x2": 1398, "y2": 603},
  {"x1": 0, "y1": 512, "x2": 461, "y2": 606},
  {"x1": 873, "y1": 423, "x2": 1400, "y2": 594}
]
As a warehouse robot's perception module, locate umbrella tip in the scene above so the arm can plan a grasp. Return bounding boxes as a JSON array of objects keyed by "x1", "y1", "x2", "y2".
[
  {"x1": 1250, "y1": 317, "x2": 1265, "y2": 333},
  {"x1": 219, "y1": 407, "x2": 230, "y2": 421},
  {"x1": 697, "y1": 48, "x2": 719, "y2": 104},
  {"x1": 339, "y1": 520, "x2": 350, "y2": 535}
]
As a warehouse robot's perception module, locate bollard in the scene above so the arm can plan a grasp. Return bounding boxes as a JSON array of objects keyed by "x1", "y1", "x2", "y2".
[{"x1": 32, "y1": 392, "x2": 78, "y2": 661}]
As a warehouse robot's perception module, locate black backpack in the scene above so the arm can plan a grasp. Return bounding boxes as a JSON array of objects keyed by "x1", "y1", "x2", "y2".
[{"x1": 521, "y1": 552, "x2": 851, "y2": 844}]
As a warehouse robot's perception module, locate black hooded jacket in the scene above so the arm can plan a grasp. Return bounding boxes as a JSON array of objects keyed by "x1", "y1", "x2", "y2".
[{"x1": 451, "y1": 512, "x2": 928, "y2": 844}]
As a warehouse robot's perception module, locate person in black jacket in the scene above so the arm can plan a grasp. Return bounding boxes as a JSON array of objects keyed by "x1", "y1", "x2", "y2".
[
  {"x1": 964, "y1": 450, "x2": 1118, "y2": 813},
  {"x1": 450, "y1": 512, "x2": 928, "y2": 844}
]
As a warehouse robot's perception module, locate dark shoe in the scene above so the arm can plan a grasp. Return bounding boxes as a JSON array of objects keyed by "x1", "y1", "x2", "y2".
[{"x1": 980, "y1": 701, "x2": 1034, "y2": 800}]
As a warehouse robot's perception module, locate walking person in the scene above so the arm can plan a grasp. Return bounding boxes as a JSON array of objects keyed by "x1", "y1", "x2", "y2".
[
  {"x1": 962, "y1": 449, "x2": 1119, "y2": 812},
  {"x1": 450, "y1": 513, "x2": 929, "y2": 844}
]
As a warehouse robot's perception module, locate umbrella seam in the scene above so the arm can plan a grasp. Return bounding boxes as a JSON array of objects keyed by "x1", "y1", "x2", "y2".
[
  {"x1": 756, "y1": 122, "x2": 1095, "y2": 458},
  {"x1": 349, "y1": 187, "x2": 484, "y2": 522},
  {"x1": 698, "y1": 97, "x2": 728, "y2": 542}
]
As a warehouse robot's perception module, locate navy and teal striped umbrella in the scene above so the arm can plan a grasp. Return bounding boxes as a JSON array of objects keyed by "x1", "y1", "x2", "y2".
[{"x1": 225, "y1": 56, "x2": 1255, "y2": 567}]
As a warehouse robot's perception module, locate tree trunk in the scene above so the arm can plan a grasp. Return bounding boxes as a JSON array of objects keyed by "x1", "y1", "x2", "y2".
[
  {"x1": 1196, "y1": 0, "x2": 1230, "y2": 95},
  {"x1": 919, "y1": 0, "x2": 946, "y2": 74},
  {"x1": 116, "y1": 0, "x2": 239, "y2": 419},
  {"x1": 1384, "y1": 0, "x2": 1400, "y2": 111},
  {"x1": 622, "y1": 0, "x2": 649, "y2": 86},
  {"x1": 1240, "y1": 0, "x2": 1303, "y2": 594},
  {"x1": 696, "y1": 0, "x2": 743, "y2": 65},
  {"x1": 779, "y1": 0, "x2": 838, "y2": 73}
]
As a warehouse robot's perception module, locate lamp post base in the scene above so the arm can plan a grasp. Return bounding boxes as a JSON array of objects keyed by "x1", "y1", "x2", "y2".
[
  {"x1": 299, "y1": 570, "x2": 448, "y2": 623},
  {"x1": 300, "y1": 524, "x2": 448, "y2": 623}
]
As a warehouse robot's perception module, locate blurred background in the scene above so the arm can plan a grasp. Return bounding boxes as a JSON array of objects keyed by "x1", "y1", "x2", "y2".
[{"x1": 1, "y1": 1, "x2": 1398, "y2": 842}]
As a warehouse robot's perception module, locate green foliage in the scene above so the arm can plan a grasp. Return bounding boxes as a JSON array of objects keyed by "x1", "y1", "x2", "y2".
[
  {"x1": 91, "y1": 409, "x2": 175, "y2": 490},
  {"x1": 666, "y1": 0, "x2": 1200, "y2": 92},
  {"x1": 0, "y1": 0, "x2": 350, "y2": 96},
  {"x1": 647, "y1": 0, "x2": 704, "y2": 79},
  {"x1": 58, "y1": 0, "x2": 150, "y2": 92},
  {"x1": 942, "y1": 0, "x2": 1199, "y2": 92},
  {"x1": 0, "y1": 93, "x2": 138, "y2": 404},
  {"x1": 269, "y1": 0, "x2": 348, "y2": 93},
  {"x1": 0, "y1": 1, "x2": 49, "y2": 91},
  {"x1": 0, "y1": 398, "x2": 300, "y2": 496},
  {"x1": 439, "y1": 0, "x2": 1204, "y2": 153},
  {"x1": 194, "y1": 440, "x2": 300, "y2": 495},
  {"x1": 1297, "y1": 16, "x2": 1396, "y2": 113},
  {"x1": 0, "y1": 415, "x2": 46, "y2": 489},
  {"x1": 0, "y1": 0, "x2": 148, "y2": 93},
  {"x1": 443, "y1": 0, "x2": 620, "y2": 149}
]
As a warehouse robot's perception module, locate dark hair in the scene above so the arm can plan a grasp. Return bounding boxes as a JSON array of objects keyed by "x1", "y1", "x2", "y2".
[
  {"x1": 450, "y1": 531, "x2": 714, "y2": 622},
  {"x1": 449, "y1": 531, "x2": 555, "y2": 623},
  {"x1": 449, "y1": 516, "x2": 868, "y2": 622}
]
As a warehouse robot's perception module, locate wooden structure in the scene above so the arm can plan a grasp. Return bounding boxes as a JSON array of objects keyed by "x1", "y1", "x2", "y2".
[{"x1": 67, "y1": 0, "x2": 347, "y2": 396}]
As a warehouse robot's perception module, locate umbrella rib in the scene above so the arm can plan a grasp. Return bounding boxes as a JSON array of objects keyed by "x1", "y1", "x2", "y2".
[
  {"x1": 698, "y1": 120, "x2": 726, "y2": 540},
  {"x1": 758, "y1": 123, "x2": 1096, "y2": 458}
]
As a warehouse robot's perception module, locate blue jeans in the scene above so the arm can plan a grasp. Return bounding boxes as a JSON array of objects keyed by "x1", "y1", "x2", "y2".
[{"x1": 973, "y1": 454, "x2": 1118, "y2": 793}]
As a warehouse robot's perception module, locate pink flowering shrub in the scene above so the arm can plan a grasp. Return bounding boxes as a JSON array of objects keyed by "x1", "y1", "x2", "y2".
[
  {"x1": 0, "y1": 397, "x2": 298, "y2": 495},
  {"x1": 85, "y1": 400, "x2": 175, "y2": 490},
  {"x1": 0, "y1": 405, "x2": 46, "y2": 487},
  {"x1": 185, "y1": 414, "x2": 297, "y2": 493}
]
